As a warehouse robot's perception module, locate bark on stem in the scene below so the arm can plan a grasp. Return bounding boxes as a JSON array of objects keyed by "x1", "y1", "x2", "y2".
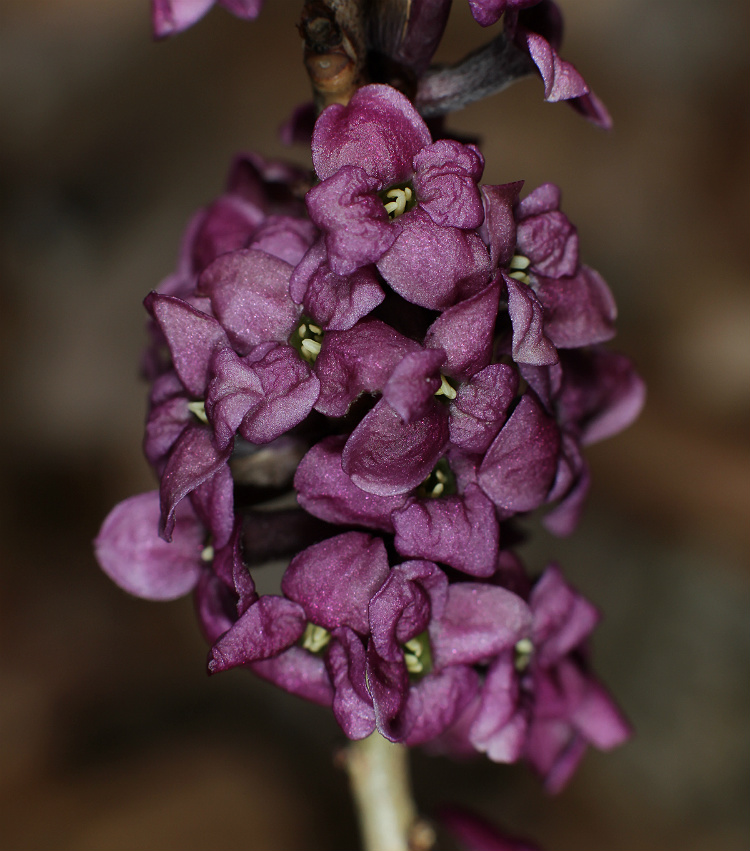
[{"x1": 345, "y1": 732, "x2": 429, "y2": 851}]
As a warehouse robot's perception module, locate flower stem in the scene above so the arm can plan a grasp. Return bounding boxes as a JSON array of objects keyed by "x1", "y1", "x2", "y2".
[{"x1": 345, "y1": 733, "x2": 431, "y2": 851}]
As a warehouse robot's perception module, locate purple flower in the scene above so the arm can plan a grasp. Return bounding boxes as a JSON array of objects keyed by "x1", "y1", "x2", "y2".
[
  {"x1": 300, "y1": 84, "x2": 492, "y2": 311},
  {"x1": 465, "y1": 564, "x2": 630, "y2": 791},
  {"x1": 151, "y1": 0, "x2": 263, "y2": 39}
]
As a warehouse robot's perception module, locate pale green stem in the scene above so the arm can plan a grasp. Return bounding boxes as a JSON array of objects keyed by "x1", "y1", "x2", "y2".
[{"x1": 345, "y1": 733, "x2": 433, "y2": 851}]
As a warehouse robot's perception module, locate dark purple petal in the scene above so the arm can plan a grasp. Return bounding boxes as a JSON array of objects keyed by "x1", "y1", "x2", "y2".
[
  {"x1": 412, "y1": 140, "x2": 485, "y2": 229},
  {"x1": 479, "y1": 183, "x2": 523, "y2": 268},
  {"x1": 207, "y1": 344, "x2": 319, "y2": 449},
  {"x1": 327, "y1": 628, "x2": 376, "y2": 739},
  {"x1": 558, "y1": 349, "x2": 646, "y2": 445},
  {"x1": 95, "y1": 491, "x2": 203, "y2": 601},
  {"x1": 292, "y1": 241, "x2": 385, "y2": 331},
  {"x1": 515, "y1": 182, "x2": 561, "y2": 219},
  {"x1": 521, "y1": 30, "x2": 589, "y2": 103},
  {"x1": 306, "y1": 167, "x2": 398, "y2": 276},
  {"x1": 189, "y1": 462, "x2": 235, "y2": 549},
  {"x1": 439, "y1": 805, "x2": 542, "y2": 851},
  {"x1": 190, "y1": 196, "x2": 264, "y2": 273},
  {"x1": 194, "y1": 571, "x2": 236, "y2": 644},
  {"x1": 449, "y1": 363, "x2": 518, "y2": 454},
  {"x1": 212, "y1": 521, "x2": 257, "y2": 612},
  {"x1": 198, "y1": 249, "x2": 299, "y2": 354},
  {"x1": 250, "y1": 646, "x2": 334, "y2": 707},
  {"x1": 425, "y1": 280, "x2": 501, "y2": 381},
  {"x1": 369, "y1": 563, "x2": 434, "y2": 661},
  {"x1": 467, "y1": 0, "x2": 538, "y2": 27},
  {"x1": 516, "y1": 201, "x2": 578, "y2": 278},
  {"x1": 143, "y1": 395, "x2": 191, "y2": 472},
  {"x1": 392, "y1": 485, "x2": 499, "y2": 577},
  {"x1": 533, "y1": 265, "x2": 617, "y2": 348},
  {"x1": 377, "y1": 208, "x2": 492, "y2": 310},
  {"x1": 342, "y1": 399, "x2": 450, "y2": 496},
  {"x1": 403, "y1": 666, "x2": 480, "y2": 746},
  {"x1": 505, "y1": 276, "x2": 558, "y2": 366},
  {"x1": 383, "y1": 349, "x2": 445, "y2": 423},
  {"x1": 281, "y1": 532, "x2": 390, "y2": 634},
  {"x1": 159, "y1": 423, "x2": 232, "y2": 541},
  {"x1": 314, "y1": 319, "x2": 421, "y2": 417},
  {"x1": 208, "y1": 595, "x2": 307, "y2": 672},
  {"x1": 144, "y1": 293, "x2": 228, "y2": 397},
  {"x1": 478, "y1": 393, "x2": 560, "y2": 512},
  {"x1": 367, "y1": 641, "x2": 410, "y2": 741},
  {"x1": 295, "y1": 437, "x2": 408, "y2": 532},
  {"x1": 312, "y1": 84, "x2": 431, "y2": 184},
  {"x1": 430, "y1": 583, "x2": 532, "y2": 669}
]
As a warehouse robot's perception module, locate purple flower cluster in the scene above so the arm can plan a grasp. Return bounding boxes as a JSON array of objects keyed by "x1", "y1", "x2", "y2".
[{"x1": 96, "y1": 83, "x2": 642, "y2": 791}]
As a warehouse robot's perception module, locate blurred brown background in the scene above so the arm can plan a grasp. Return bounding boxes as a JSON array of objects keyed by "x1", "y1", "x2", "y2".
[{"x1": 1, "y1": 0, "x2": 748, "y2": 848}]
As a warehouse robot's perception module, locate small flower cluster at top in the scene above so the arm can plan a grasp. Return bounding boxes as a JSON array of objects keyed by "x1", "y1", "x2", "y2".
[{"x1": 96, "y1": 80, "x2": 644, "y2": 793}]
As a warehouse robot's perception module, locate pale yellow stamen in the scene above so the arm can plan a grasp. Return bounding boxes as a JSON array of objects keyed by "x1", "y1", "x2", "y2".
[
  {"x1": 509, "y1": 270, "x2": 531, "y2": 285},
  {"x1": 188, "y1": 401, "x2": 208, "y2": 424},
  {"x1": 384, "y1": 187, "x2": 409, "y2": 219},
  {"x1": 509, "y1": 254, "x2": 531, "y2": 270},
  {"x1": 300, "y1": 338, "x2": 322, "y2": 360},
  {"x1": 514, "y1": 637, "x2": 534, "y2": 672},
  {"x1": 307, "y1": 323, "x2": 322, "y2": 335},
  {"x1": 302, "y1": 623, "x2": 331, "y2": 653},
  {"x1": 201, "y1": 545, "x2": 214, "y2": 563},
  {"x1": 404, "y1": 637, "x2": 424, "y2": 674},
  {"x1": 435, "y1": 375, "x2": 457, "y2": 400},
  {"x1": 430, "y1": 482, "x2": 444, "y2": 497}
]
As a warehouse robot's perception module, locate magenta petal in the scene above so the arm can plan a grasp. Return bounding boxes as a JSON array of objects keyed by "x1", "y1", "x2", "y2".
[
  {"x1": 425, "y1": 280, "x2": 501, "y2": 381},
  {"x1": 208, "y1": 595, "x2": 307, "y2": 672},
  {"x1": 95, "y1": 491, "x2": 203, "y2": 601},
  {"x1": 342, "y1": 399, "x2": 449, "y2": 496},
  {"x1": 383, "y1": 349, "x2": 445, "y2": 423},
  {"x1": 430, "y1": 583, "x2": 532, "y2": 668},
  {"x1": 199, "y1": 249, "x2": 299, "y2": 353},
  {"x1": 392, "y1": 485, "x2": 499, "y2": 578},
  {"x1": 295, "y1": 436, "x2": 407, "y2": 532},
  {"x1": 314, "y1": 319, "x2": 420, "y2": 417},
  {"x1": 516, "y1": 208, "x2": 578, "y2": 278},
  {"x1": 145, "y1": 293, "x2": 228, "y2": 397},
  {"x1": 248, "y1": 215, "x2": 317, "y2": 266},
  {"x1": 377, "y1": 208, "x2": 492, "y2": 310},
  {"x1": 207, "y1": 344, "x2": 319, "y2": 448},
  {"x1": 479, "y1": 183, "x2": 523, "y2": 268},
  {"x1": 144, "y1": 395, "x2": 191, "y2": 472},
  {"x1": 469, "y1": 651, "x2": 525, "y2": 762},
  {"x1": 367, "y1": 642, "x2": 410, "y2": 741},
  {"x1": 312, "y1": 84, "x2": 431, "y2": 184},
  {"x1": 505, "y1": 276, "x2": 558, "y2": 366},
  {"x1": 530, "y1": 564, "x2": 599, "y2": 666},
  {"x1": 151, "y1": 0, "x2": 214, "y2": 37},
  {"x1": 159, "y1": 423, "x2": 232, "y2": 541},
  {"x1": 326, "y1": 627, "x2": 376, "y2": 739},
  {"x1": 403, "y1": 666, "x2": 480, "y2": 746},
  {"x1": 449, "y1": 364, "x2": 518, "y2": 455},
  {"x1": 369, "y1": 564, "x2": 434, "y2": 661},
  {"x1": 306, "y1": 167, "x2": 398, "y2": 276},
  {"x1": 281, "y1": 532, "x2": 390, "y2": 634},
  {"x1": 250, "y1": 646, "x2": 334, "y2": 707},
  {"x1": 478, "y1": 393, "x2": 560, "y2": 512},
  {"x1": 522, "y1": 30, "x2": 589, "y2": 102},
  {"x1": 571, "y1": 676, "x2": 631, "y2": 750},
  {"x1": 189, "y1": 461, "x2": 235, "y2": 549},
  {"x1": 412, "y1": 140, "x2": 485, "y2": 229}
]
